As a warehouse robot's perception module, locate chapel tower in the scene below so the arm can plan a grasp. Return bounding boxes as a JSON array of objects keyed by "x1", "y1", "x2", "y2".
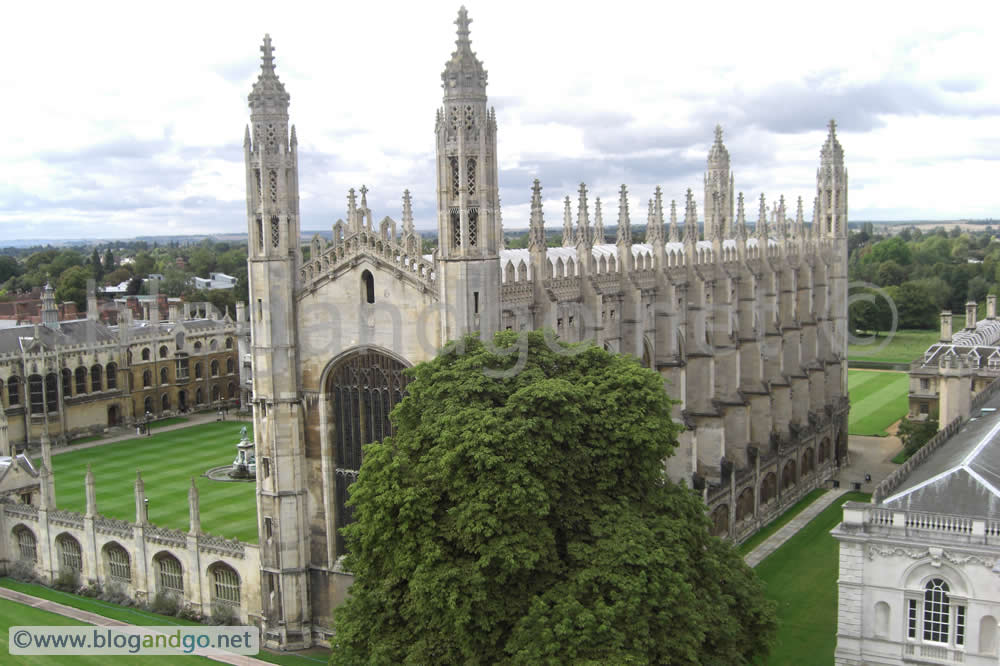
[
  {"x1": 817, "y1": 119, "x2": 851, "y2": 406},
  {"x1": 244, "y1": 35, "x2": 311, "y2": 648},
  {"x1": 704, "y1": 125, "x2": 734, "y2": 239},
  {"x1": 435, "y1": 7, "x2": 502, "y2": 339}
]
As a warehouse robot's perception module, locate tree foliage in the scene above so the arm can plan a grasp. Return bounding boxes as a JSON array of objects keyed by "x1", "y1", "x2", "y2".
[
  {"x1": 331, "y1": 331, "x2": 776, "y2": 665},
  {"x1": 899, "y1": 414, "x2": 939, "y2": 458}
]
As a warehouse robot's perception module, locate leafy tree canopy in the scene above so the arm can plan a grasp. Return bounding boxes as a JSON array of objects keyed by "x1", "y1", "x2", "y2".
[{"x1": 332, "y1": 331, "x2": 776, "y2": 665}]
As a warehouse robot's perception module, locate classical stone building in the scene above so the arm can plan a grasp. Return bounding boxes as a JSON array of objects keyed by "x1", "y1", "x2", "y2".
[
  {"x1": 0, "y1": 420, "x2": 261, "y2": 625},
  {"x1": 908, "y1": 298, "x2": 1000, "y2": 426},
  {"x1": 0, "y1": 284, "x2": 242, "y2": 448},
  {"x1": 245, "y1": 8, "x2": 850, "y2": 648},
  {"x1": 834, "y1": 379, "x2": 1000, "y2": 665}
]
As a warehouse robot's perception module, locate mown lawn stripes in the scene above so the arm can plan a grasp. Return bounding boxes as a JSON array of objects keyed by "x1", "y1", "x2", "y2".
[
  {"x1": 49, "y1": 422, "x2": 258, "y2": 543},
  {"x1": 847, "y1": 370, "x2": 909, "y2": 436}
]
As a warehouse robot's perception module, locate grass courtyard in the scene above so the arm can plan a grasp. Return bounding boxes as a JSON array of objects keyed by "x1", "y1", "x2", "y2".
[
  {"x1": 847, "y1": 370, "x2": 909, "y2": 436},
  {"x1": 847, "y1": 320, "x2": 956, "y2": 366},
  {"x1": 47, "y1": 421, "x2": 259, "y2": 543},
  {"x1": 0, "y1": 595, "x2": 217, "y2": 665},
  {"x1": 756, "y1": 491, "x2": 870, "y2": 664}
]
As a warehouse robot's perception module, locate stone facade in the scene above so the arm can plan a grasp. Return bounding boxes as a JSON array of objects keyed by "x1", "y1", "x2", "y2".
[
  {"x1": 0, "y1": 460, "x2": 261, "y2": 626},
  {"x1": 245, "y1": 9, "x2": 850, "y2": 648},
  {"x1": 0, "y1": 285, "x2": 243, "y2": 449}
]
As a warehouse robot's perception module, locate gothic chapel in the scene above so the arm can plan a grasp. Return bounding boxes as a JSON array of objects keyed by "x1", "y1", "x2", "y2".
[{"x1": 245, "y1": 7, "x2": 850, "y2": 648}]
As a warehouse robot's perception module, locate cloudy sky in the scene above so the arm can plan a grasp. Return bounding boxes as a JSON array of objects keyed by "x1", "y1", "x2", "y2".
[{"x1": 1, "y1": 0, "x2": 997, "y2": 241}]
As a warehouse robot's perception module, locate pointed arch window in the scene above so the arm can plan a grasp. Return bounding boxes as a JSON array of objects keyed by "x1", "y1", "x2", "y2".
[
  {"x1": 328, "y1": 351, "x2": 412, "y2": 556},
  {"x1": 271, "y1": 215, "x2": 280, "y2": 248},
  {"x1": 361, "y1": 270, "x2": 375, "y2": 304},
  {"x1": 7, "y1": 376, "x2": 20, "y2": 405},
  {"x1": 466, "y1": 157, "x2": 477, "y2": 196},
  {"x1": 256, "y1": 216, "x2": 264, "y2": 252},
  {"x1": 45, "y1": 373, "x2": 58, "y2": 412},
  {"x1": 268, "y1": 169, "x2": 278, "y2": 204},
  {"x1": 450, "y1": 157, "x2": 460, "y2": 195},
  {"x1": 468, "y1": 208, "x2": 479, "y2": 248},
  {"x1": 451, "y1": 209, "x2": 461, "y2": 251}
]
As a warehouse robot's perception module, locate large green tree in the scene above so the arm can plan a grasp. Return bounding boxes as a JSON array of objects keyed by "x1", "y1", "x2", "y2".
[{"x1": 331, "y1": 331, "x2": 776, "y2": 665}]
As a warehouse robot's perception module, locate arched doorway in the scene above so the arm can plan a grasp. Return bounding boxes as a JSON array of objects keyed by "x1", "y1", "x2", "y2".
[
  {"x1": 178, "y1": 391, "x2": 187, "y2": 412},
  {"x1": 107, "y1": 404, "x2": 120, "y2": 427},
  {"x1": 327, "y1": 349, "x2": 411, "y2": 556}
]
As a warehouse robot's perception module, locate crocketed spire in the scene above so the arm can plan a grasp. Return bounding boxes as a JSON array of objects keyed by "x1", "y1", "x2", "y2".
[
  {"x1": 576, "y1": 183, "x2": 591, "y2": 247},
  {"x1": 669, "y1": 200, "x2": 679, "y2": 242},
  {"x1": 735, "y1": 192, "x2": 747, "y2": 240},
  {"x1": 248, "y1": 34, "x2": 289, "y2": 112},
  {"x1": 594, "y1": 197, "x2": 604, "y2": 243},
  {"x1": 616, "y1": 184, "x2": 631, "y2": 245},
  {"x1": 441, "y1": 7, "x2": 487, "y2": 99},
  {"x1": 562, "y1": 196, "x2": 573, "y2": 246},
  {"x1": 707, "y1": 124, "x2": 730, "y2": 168},
  {"x1": 683, "y1": 189, "x2": 698, "y2": 244},
  {"x1": 821, "y1": 119, "x2": 844, "y2": 168},
  {"x1": 756, "y1": 194, "x2": 768, "y2": 239},
  {"x1": 529, "y1": 179, "x2": 546, "y2": 251}
]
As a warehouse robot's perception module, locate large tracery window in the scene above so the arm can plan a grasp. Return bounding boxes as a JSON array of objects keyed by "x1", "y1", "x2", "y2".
[{"x1": 329, "y1": 350, "x2": 411, "y2": 556}]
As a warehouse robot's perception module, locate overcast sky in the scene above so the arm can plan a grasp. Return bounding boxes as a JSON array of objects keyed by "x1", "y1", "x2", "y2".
[{"x1": 2, "y1": 0, "x2": 997, "y2": 241}]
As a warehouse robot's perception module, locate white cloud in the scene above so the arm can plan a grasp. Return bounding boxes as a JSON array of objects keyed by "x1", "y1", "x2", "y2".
[{"x1": 0, "y1": 0, "x2": 997, "y2": 240}]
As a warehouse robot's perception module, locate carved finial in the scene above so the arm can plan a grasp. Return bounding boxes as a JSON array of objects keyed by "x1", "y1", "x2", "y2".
[
  {"x1": 260, "y1": 34, "x2": 275, "y2": 75},
  {"x1": 616, "y1": 184, "x2": 631, "y2": 245},
  {"x1": 714, "y1": 124, "x2": 723, "y2": 144},
  {"x1": 402, "y1": 189, "x2": 414, "y2": 230},
  {"x1": 529, "y1": 179, "x2": 546, "y2": 252},
  {"x1": 244, "y1": 125, "x2": 251, "y2": 148},
  {"x1": 828, "y1": 118, "x2": 837, "y2": 136},
  {"x1": 576, "y1": 183, "x2": 591, "y2": 247},
  {"x1": 562, "y1": 196, "x2": 573, "y2": 247},
  {"x1": 757, "y1": 194, "x2": 768, "y2": 239},
  {"x1": 455, "y1": 6, "x2": 472, "y2": 48},
  {"x1": 669, "y1": 199, "x2": 679, "y2": 242},
  {"x1": 443, "y1": 6, "x2": 487, "y2": 95},
  {"x1": 794, "y1": 196, "x2": 804, "y2": 239},
  {"x1": 290, "y1": 124, "x2": 297, "y2": 147},
  {"x1": 646, "y1": 193, "x2": 663, "y2": 244},
  {"x1": 85, "y1": 463, "x2": 97, "y2": 517},
  {"x1": 189, "y1": 477, "x2": 201, "y2": 535},
  {"x1": 736, "y1": 192, "x2": 747, "y2": 239},
  {"x1": 684, "y1": 189, "x2": 697, "y2": 244},
  {"x1": 594, "y1": 197, "x2": 604, "y2": 243},
  {"x1": 360, "y1": 185, "x2": 369, "y2": 209},
  {"x1": 777, "y1": 195, "x2": 787, "y2": 238}
]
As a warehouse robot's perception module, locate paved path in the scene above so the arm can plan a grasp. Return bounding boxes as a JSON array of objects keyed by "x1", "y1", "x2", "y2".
[
  {"x1": 48, "y1": 411, "x2": 252, "y2": 457},
  {"x1": 743, "y1": 488, "x2": 850, "y2": 568},
  {"x1": 0, "y1": 586, "x2": 273, "y2": 665}
]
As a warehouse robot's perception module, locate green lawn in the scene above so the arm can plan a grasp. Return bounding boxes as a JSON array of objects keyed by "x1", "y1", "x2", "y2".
[
  {"x1": 48, "y1": 422, "x2": 258, "y2": 543},
  {"x1": 848, "y1": 322, "x2": 957, "y2": 365},
  {"x1": 756, "y1": 491, "x2": 870, "y2": 665},
  {"x1": 0, "y1": 595, "x2": 214, "y2": 665},
  {"x1": 0, "y1": 581, "x2": 330, "y2": 665},
  {"x1": 848, "y1": 370, "x2": 909, "y2": 436},
  {"x1": 737, "y1": 489, "x2": 827, "y2": 556}
]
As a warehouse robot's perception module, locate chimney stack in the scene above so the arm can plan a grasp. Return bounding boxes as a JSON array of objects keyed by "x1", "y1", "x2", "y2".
[
  {"x1": 966, "y1": 301, "x2": 978, "y2": 330},
  {"x1": 941, "y1": 311, "x2": 953, "y2": 343},
  {"x1": 988, "y1": 295, "x2": 997, "y2": 320}
]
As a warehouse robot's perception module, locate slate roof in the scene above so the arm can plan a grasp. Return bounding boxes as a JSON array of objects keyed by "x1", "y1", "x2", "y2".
[
  {"x1": 883, "y1": 389, "x2": 1000, "y2": 518},
  {"x1": 917, "y1": 318, "x2": 1000, "y2": 369}
]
